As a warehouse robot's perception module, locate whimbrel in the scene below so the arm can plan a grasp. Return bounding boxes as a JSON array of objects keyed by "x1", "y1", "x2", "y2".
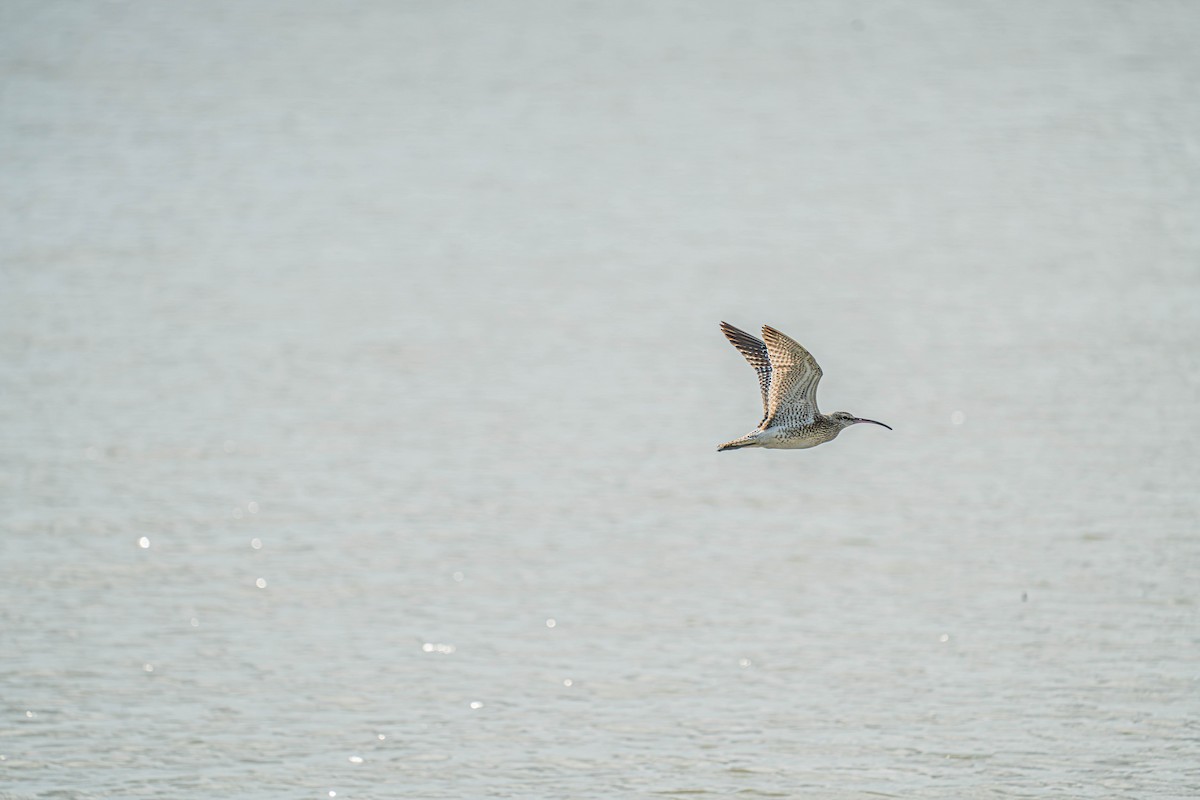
[{"x1": 718, "y1": 322, "x2": 890, "y2": 451}]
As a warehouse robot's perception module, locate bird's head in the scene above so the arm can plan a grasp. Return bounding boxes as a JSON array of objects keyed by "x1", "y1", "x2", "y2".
[{"x1": 830, "y1": 411, "x2": 892, "y2": 431}]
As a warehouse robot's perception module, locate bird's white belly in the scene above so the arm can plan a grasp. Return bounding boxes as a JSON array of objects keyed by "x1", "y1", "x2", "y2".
[{"x1": 757, "y1": 426, "x2": 830, "y2": 449}]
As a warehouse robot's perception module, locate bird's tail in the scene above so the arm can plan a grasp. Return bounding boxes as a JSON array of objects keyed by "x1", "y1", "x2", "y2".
[{"x1": 717, "y1": 434, "x2": 759, "y2": 452}]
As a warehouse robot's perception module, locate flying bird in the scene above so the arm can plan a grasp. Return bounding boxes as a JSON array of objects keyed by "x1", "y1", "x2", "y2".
[{"x1": 718, "y1": 322, "x2": 890, "y2": 452}]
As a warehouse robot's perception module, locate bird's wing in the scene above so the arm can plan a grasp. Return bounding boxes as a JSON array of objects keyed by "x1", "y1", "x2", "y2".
[
  {"x1": 720, "y1": 321, "x2": 772, "y2": 423},
  {"x1": 761, "y1": 325, "x2": 823, "y2": 426}
]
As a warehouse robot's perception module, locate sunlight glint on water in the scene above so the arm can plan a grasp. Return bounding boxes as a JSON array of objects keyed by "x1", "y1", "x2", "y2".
[{"x1": 1, "y1": 2, "x2": 1197, "y2": 798}]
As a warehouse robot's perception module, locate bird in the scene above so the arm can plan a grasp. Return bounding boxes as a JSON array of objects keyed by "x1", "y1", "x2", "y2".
[{"x1": 718, "y1": 321, "x2": 890, "y2": 452}]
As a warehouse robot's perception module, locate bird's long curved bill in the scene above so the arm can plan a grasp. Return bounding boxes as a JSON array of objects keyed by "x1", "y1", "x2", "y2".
[{"x1": 855, "y1": 418, "x2": 892, "y2": 430}]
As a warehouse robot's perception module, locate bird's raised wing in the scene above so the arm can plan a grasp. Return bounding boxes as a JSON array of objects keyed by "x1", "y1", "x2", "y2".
[
  {"x1": 761, "y1": 325, "x2": 823, "y2": 426},
  {"x1": 720, "y1": 321, "x2": 771, "y2": 424}
]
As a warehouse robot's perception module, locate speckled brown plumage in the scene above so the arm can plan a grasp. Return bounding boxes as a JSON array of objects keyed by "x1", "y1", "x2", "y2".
[{"x1": 718, "y1": 322, "x2": 891, "y2": 451}]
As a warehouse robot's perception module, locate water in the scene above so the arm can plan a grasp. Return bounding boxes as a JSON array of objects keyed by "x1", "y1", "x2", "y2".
[{"x1": 2, "y1": 2, "x2": 1198, "y2": 797}]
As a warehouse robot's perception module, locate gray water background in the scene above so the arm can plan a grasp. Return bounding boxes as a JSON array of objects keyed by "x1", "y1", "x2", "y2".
[{"x1": 2, "y1": 2, "x2": 1198, "y2": 797}]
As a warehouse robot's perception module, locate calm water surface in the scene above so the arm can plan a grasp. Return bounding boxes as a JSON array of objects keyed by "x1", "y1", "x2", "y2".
[{"x1": 2, "y1": 2, "x2": 1198, "y2": 798}]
